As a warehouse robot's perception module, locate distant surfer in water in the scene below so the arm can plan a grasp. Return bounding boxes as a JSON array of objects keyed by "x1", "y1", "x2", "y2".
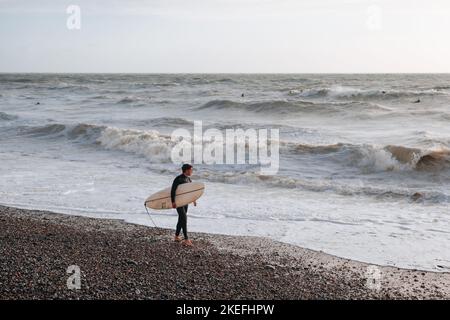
[{"x1": 171, "y1": 163, "x2": 196, "y2": 246}]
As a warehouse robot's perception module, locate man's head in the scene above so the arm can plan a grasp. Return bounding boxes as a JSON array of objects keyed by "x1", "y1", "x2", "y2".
[{"x1": 182, "y1": 163, "x2": 193, "y2": 176}]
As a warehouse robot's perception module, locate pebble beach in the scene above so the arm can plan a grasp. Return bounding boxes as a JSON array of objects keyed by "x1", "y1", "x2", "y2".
[{"x1": 0, "y1": 205, "x2": 449, "y2": 300}]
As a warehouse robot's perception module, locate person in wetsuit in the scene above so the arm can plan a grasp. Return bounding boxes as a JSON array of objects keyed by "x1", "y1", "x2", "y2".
[{"x1": 171, "y1": 163, "x2": 196, "y2": 246}]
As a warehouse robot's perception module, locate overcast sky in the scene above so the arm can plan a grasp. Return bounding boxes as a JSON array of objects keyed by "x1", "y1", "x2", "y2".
[{"x1": 1, "y1": 0, "x2": 449, "y2": 73}]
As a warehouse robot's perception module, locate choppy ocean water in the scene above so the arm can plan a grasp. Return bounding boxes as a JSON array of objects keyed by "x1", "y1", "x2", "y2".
[{"x1": 1, "y1": 73, "x2": 449, "y2": 271}]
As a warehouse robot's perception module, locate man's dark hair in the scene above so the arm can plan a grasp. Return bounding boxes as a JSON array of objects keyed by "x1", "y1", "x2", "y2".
[{"x1": 182, "y1": 164, "x2": 193, "y2": 172}]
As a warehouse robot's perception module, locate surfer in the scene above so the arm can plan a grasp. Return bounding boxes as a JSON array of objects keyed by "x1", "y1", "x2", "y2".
[{"x1": 171, "y1": 164, "x2": 196, "y2": 246}]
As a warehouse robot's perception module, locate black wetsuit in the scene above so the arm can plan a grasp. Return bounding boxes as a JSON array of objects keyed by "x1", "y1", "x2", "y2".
[{"x1": 171, "y1": 173, "x2": 192, "y2": 239}]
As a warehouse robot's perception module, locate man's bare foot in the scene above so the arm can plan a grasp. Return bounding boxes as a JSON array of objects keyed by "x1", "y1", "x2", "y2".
[
  {"x1": 182, "y1": 239, "x2": 193, "y2": 246},
  {"x1": 174, "y1": 236, "x2": 182, "y2": 242}
]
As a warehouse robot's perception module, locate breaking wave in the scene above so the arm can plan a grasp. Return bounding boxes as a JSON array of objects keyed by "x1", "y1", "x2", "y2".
[
  {"x1": 20, "y1": 121, "x2": 450, "y2": 174},
  {"x1": 9, "y1": 121, "x2": 450, "y2": 203},
  {"x1": 21, "y1": 122, "x2": 174, "y2": 163},
  {"x1": 285, "y1": 142, "x2": 450, "y2": 172},
  {"x1": 97, "y1": 127, "x2": 174, "y2": 163}
]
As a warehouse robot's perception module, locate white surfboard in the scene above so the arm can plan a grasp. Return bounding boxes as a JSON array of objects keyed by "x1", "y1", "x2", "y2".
[{"x1": 145, "y1": 182, "x2": 205, "y2": 210}]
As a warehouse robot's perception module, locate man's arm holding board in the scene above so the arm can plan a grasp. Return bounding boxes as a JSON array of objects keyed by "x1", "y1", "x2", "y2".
[
  {"x1": 188, "y1": 176, "x2": 197, "y2": 206},
  {"x1": 171, "y1": 176, "x2": 179, "y2": 208}
]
